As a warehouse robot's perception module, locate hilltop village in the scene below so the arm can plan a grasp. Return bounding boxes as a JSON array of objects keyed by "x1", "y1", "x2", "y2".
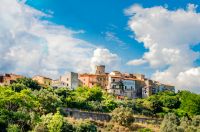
[{"x1": 0, "y1": 65, "x2": 175, "y2": 99}]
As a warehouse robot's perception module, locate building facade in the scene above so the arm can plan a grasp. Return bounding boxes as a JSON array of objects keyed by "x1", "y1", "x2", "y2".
[
  {"x1": 107, "y1": 71, "x2": 138, "y2": 99},
  {"x1": 79, "y1": 65, "x2": 108, "y2": 89},
  {"x1": 0, "y1": 73, "x2": 23, "y2": 85},
  {"x1": 32, "y1": 75, "x2": 52, "y2": 86},
  {"x1": 59, "y1": 72, "x2": 79, "y2": 90}
]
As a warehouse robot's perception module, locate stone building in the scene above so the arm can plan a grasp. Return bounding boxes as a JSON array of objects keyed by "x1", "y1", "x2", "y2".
[
  {"x1": 107, "y1": 71, "x2": 138, "y2": 99},
  {"x1": 59, "y1": 72, "x2": 79, "y2": 90},
  {"x1": 0, "y1": 73, "x2": 23, "y2": 85},
  {"x1": 79, "y1": 65, "x2": 108, "y2": 89},
  {"x1": 32, "y1": 75, "x2": 52, "y2": 86},
  {"x1": 51, "y1": 79, "x2": 66, "y2": 88},
  {"x1": 142, "y1": 80, "x2": 175, "y2": 98}
]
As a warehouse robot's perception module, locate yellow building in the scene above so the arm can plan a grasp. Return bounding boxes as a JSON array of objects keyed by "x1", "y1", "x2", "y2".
[{"x1": 32, "y1": 75, "x2": 52, "y2": 86}]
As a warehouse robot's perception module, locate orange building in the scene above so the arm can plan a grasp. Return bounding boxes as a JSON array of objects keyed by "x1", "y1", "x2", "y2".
[
  {"x1": 0, "y1": 73, "x2": 23, "y2": 85},
  {"x1": 32, "y1": 75, "x2": 52, "y2": 86},
  {"x1": 78, "y1": 65, "x2": 108, "y2": 89}
]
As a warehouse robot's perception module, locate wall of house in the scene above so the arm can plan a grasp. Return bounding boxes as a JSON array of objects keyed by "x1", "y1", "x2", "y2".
[
  {"x1": 32, "y1": 76, "x2": 52, "y2": 86},
  {"x1": 60, "y1": 72, "x2": 79, "y2": 90},
  {"x1": 71, "y1": 72, "x2": 79, "y2": 90}
]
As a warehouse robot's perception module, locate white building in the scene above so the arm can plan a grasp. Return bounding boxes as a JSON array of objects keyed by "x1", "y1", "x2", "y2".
[
  {"x1": 59, "y1": 72, "x2": 79, "y2": 90},
  {"x1": 123, "y1": 79, "x2": 136, "y2": 98},
  {"x1": 107, "y1": 71, "x2": 137, "y2": 99}
]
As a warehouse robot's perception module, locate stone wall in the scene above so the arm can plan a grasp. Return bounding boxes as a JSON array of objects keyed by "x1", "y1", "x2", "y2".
[
  {"x1": 64, "y1": 108, "x2": 162, "y2": 124},
  {"x1": 64, "y1": 108, "x2": 111, "y2": 121}
]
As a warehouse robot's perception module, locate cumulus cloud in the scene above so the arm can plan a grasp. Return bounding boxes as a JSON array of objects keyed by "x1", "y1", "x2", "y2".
[
  {"x1": 0, "y1": 0, "x2": 119, "y2": 78},
  {"x1": 126, "y1": 4, "x2": 200, "y2": 93},
  {"x1": 127, "y1": 58, "x2": 147, "y2": 66},
  {"x1": 90, "y1": 48, "x2": 120, "y2": 72}
]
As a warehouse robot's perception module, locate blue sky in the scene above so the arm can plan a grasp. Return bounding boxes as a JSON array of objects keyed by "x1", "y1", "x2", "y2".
[
  {"x1": 25, "y1": 0, "x2": 200, "y2": 76},
  {"x1": 1, "y1": 0, "x2": 200, "y2": 92}
]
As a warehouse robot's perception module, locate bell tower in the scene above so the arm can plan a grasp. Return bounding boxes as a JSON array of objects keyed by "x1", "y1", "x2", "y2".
[{"x1": 95, "y1": 65, "x2": 105, "y2": 74}]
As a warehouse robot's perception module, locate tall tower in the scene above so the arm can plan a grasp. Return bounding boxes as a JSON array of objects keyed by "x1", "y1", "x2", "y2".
[{"x1": 95, "y1": 65, "x2": 105, "y2": 74}]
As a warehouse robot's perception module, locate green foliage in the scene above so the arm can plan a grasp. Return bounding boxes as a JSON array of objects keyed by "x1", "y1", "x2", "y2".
[
  {"x1": 14, "y1": 77, "x2": 41, "y2": 90},
  {"x1": 133, "y1": 91, "x2": 200, "y2": 117},
  {"x1": 54, "y1": 87, "x2": 70, "y2": 102},
  {"x1": 160, "y1": 113, "x2": 180, "y2": 132},
  {"x1": 160, "y1": 95, "x2": 180, "y2": 109},
  {"x1": 0, "y1": 86, "x2": 39, "y2": 131},
  {"x1": 75, "y1": 119, "x2": 97, "y2": 132},
  {"x1": 10, "y1": 83, "x2": 27, "y2": 92},
  {"x1": 0, "y1": 80, "x2": 200, "y2": 131},
  {"x1": 161, "y1": 113, "x2": 200, "y2": 132},
  {"x1": 66, "y1": 86, "x2": 118, "y2": 112},
  {"x1": 33, "y1": 88, "x2": 62, "y2": 114},
  {"x1": 47, "y1": 111, "x2": 63, "y2": 132},
  {"x1": 7, "y1": 124, "x2": 21, "y2": 132},
  {"x1": 111, "y1": 106, "x2": 135, "y2": 126},
  {"x1": 178, "y1": 91, "x2": 200, "y2": 116}
]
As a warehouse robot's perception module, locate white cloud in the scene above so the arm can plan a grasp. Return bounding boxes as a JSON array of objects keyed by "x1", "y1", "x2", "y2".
[
  {"x1": 91, "y1": 48, "x2": 120, "y2": 73},
  {"x1": 126, "y1": 4, "x2": 200, "y2": 93},
  {"x1": 176, "y1": 68, "x2": 200, "y2": 93},
  {"x1": 127, "y1": 58, "x2": 146, "y2": 66},
  {"x1": 0, "y1": 0, "x2": 119, "y2": 79},
  {"x1": 105, "y1": 31, "x2": 127, "y2": 48}
]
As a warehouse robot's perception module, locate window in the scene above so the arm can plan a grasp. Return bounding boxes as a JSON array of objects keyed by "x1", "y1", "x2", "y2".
[
  {"x1": 67, "y1": 83, "x2": 68, "y2": 86},
  {"x1": 112, "y1": 85, "x2": 116, "y2": 89},
  {"x1": 124, "y1": 86, "x2": 127, "y2": 89},
  {"x1": 113, "y1": 79, "x2": 115, "y2": 82},
  {"x1": 67, "y1": 78, "x2": 69, "y2": 81}
]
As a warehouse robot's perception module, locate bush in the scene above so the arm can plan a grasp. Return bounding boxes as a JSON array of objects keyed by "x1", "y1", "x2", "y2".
[
  {"x1": 75, "y1": 119, "x2": 97, "y2": 132},
  {"x1": 7, "y1": 124, "x2": 21, "y2": 132},
  {"x1": 111, "y1": 106, "x2": 135, "y2": 126},
  {"x1": 34, "y1": 111, "x2": 74, "y2": 132},
  {"x1": 161, "y1": 113, "x2": 200, "y2": 132},
  {"x1": 47, "y1": 111, "x2": 63, "y2": 132},
  {"x1": 160, "y1": 113, "x2": 180, "y2": 132}
]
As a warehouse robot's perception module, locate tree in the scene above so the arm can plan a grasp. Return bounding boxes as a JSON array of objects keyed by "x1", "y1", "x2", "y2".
[
  {"x1": 6, "y1": 124, "x2": 21, "y2": 132},
  {"x1": 111, "y1": 106, "x2": 135, "y2": 126},
  {"x1": 34, "y1": 111, "x2": 75, "y2": 132},
  {"x1": 178, "y1": 91, "x2": 200, "y2": 116},
  {"x1": 10, "y1": 83, "x2": 27, "y2": 92},
  {"x1": 75, "y1": 119, "x2": 97, "y2": 132},
  {"x1": 86, "y1": 86, "x2": 103, "y2": 101},
  {"x1": 47, "y1": 111, "x2": 63, "y2": 132},
  {"x1": 32, "y1": 88, "x2": 62, "y2": 114},
  {"x1": 160, "y1": 113, "x2": 180, "y2": 132},
  {"x1": 0, "y1": 86, "x2": 39, "y2": 131},
  {"x1": 14, "y1": 77, "x2": 41, "y2": 90},
  {"x1": 160, "y1": 95, "x2": 180, "y2": 109},
  {"x1": 143, "y1": 96, "x2": 162, "y2": 114}
]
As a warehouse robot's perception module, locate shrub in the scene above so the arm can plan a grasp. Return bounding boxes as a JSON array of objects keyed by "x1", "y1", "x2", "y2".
[
  {"x1": 111, "y1": 106, "x2": 135, "y2": 126},
  {"x1": 47, "y1": 111, "x2": 63, "y2": 132},
  {"x1": 75, "y1": 119, "x2": 97, "y2": 132},
  {"x1": 7, "y1": 124, "x2": 21, "y2": 132},
  {"x1": 34, "y1": 111, "x2": 74, "y2": 132},
  {"x1": 160, "y1": 113, "x2": 180, "y2": 132}
]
